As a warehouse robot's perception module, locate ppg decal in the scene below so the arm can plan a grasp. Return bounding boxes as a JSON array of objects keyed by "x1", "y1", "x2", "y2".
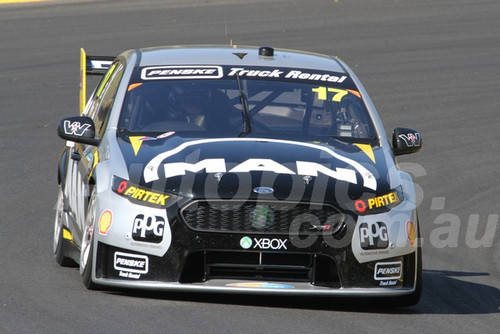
[
  {"x1": 132, "y1": 214, "x2": 165, "y2": 243},
  {"x1": 359, "y1": 222, "x2": 389, "y2": 250}
]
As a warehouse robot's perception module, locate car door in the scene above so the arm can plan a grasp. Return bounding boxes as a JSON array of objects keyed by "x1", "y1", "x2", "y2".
[{"x1": 63, "y1": 60, "x2": 125, "y2": 248}]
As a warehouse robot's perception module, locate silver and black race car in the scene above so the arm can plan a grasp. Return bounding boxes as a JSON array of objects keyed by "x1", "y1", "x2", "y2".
[{"x1": 54, "y1": 45, "x2": 423, "y2": 306}]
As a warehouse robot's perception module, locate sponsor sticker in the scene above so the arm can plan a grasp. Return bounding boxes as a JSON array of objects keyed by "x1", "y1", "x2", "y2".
[
  {"x1": 374, "y1": 261, "x2": 402, "y2": 281},
  {"x1": 359, "y1": 222, "x2": 389, "y2": 250},
  {"x1": 254, "y1": 237, "x2": 287, "y2": 250},
  {"x1": 378, "y1": 280, "x2": 398, "y2": 286},
  {"x1": 132, "y1": 214, "x2": 165, "y2": 243},
  {"x1": 399, "y1": 132, "x2": 421, "y2": 147},
  {"x1": 240, "y1": 236, "x2": 252, "y2": 249},
  {"x1": 118, "y1": 271, "x2": 141, "y2": 279},
  {"x1": 406, "y1": 220, "x2": 416, "y2": 246},
  {"x1": 114, "y1": 251, "x2": 149, "y2": 274},
  {"x1": 144, "y1": 138, "x2": 377, "y2": 190},
  {"x1": 98, "y1": 209, "x2": 112, "y2": 235},
  {"x1": 239, "y1": 236, "x2": 287, "y2": 250},
  {"x1": 227, "y1": 67, "x2": 347, "y2": 83},
  {"x1": 141, "y1": 66, "x2": 223, "y2": 80},
  {"x1": 112, "y1": 176, "x2": 169, "y2": 208},
  {"x1": 63, "y1": 120, "x2": 90, "y2": 136},
  {"x1": 355, "y1": 191, "x2": 402, "y2": 214},
  {"x1": 355, "y1": 199, "x2": 367, "y2": 213}
]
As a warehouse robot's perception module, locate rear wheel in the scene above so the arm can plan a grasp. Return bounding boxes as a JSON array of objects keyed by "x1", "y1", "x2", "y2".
[
  {"x1": 53, "y1": 186, "x2": 76, "y2": 267},
  {"x1": 80, "y1": 189, "x2": 99, "y2": 290}
]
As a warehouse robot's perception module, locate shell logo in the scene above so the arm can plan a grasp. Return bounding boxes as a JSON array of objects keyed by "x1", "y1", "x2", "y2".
[
  {"x1": 98, "y1": 209, "x2": 113, "y2": 235},
  {"x1": 406, "y1": 220, "x2": 416, "y2": 246}
]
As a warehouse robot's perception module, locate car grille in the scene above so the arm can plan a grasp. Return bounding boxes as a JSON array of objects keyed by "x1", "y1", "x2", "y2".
[
  {"x1": 180, "y1": 250, "x2": 340, "y2": 287},
  {"x1": 180, "y1": 200, "x2": 344, "y2": 235}
]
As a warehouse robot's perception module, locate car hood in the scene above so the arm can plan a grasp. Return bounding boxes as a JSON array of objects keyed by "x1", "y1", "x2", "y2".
[{"x1": 117, "y1": 134, "x2": 394, "y2": 210}]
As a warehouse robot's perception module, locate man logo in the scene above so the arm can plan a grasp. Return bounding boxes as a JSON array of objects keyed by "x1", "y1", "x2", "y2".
[{"x1": 240, "y1": 236, "x2": 253, "y2": 249}]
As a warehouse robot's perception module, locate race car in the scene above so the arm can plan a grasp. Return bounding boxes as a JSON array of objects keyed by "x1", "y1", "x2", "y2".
[{"x1": 54, "y1": 45, "x2": 423, "y2": 306}]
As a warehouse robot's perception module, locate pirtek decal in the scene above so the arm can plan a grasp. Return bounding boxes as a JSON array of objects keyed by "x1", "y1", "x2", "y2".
[
  {"x1": 355, "y1": 191, "x2": 401, "y2": 213},
  {"x1": 112, "y1": 176, "x2": 169, "y2": 208},
  {"x1": 122, "y1": 186, "x2": 168, "y2": 206}
]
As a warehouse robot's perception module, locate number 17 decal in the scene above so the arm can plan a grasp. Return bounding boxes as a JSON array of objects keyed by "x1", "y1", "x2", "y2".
[{"x1": 312, "y1": 86, "x2": 360, "y2": 102}]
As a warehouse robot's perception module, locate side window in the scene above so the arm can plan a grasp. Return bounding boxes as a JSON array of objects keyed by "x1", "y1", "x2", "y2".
[{"x1": 87, "y1": 62, "x2": 125, "y2": 137}]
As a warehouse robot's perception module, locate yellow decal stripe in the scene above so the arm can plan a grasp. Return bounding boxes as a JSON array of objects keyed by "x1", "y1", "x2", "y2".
[
  {"x1": 129, "y1": 136, "x2": 144, "y2": 156},
  {"x1": 79, "y1": 48, "x2": 86, "y2": 114},
  {"x1": 354, "y1": 143, "x2": 376, "y2": 163},
  {"x1": 96, "y1": 62, "x2": 116, "y2": 98},
  {"x1": 62, "y1": 229, "x2": 73, "y2": 241},
  {"x1": 88, "y1": 150, "x2": 99, "y2": 179},
  {"x1": 93, "y1": 150, "x2": 99, "y2": 169}
]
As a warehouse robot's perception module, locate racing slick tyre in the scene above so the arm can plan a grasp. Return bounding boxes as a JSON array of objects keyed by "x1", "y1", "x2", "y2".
[
  {"x1": 54, "y1": 186, "x2": 77, "y2": 267},
  {"x1": 80, "y1": 189, "x2": 99, "y2": 290}
]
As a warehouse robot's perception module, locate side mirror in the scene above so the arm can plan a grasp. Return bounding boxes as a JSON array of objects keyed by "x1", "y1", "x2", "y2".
[
  {"x1": 392, "y1": 127, "x2": 422, "y2": 156},
  {"x1": 57, "y1": 116, "x2": 100, "y2": 146}
]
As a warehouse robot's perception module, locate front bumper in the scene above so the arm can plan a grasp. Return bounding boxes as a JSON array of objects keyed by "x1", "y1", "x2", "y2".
[
  {"x1": 89, "y1": 278, "x2": 418, "y2": 297},
  {"x1": 91, "y1": 188, "x2": 420, "y2": 296},
  {"x1": 91, "y1": 231, "x2": 419, "y2": 296}
]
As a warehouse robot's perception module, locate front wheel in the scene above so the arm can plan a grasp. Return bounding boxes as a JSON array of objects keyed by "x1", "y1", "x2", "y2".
[
  {"x1": 80, "y1": 189, "x2": 99, "y2": 290},
  {"x1": 54, "y1": 186, "x2": 76, "y2": 267}
]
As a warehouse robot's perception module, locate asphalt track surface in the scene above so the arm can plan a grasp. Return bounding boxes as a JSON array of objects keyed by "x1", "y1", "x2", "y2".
[{"x1": 1, "y1": 0, "x2": 499, "y2": 333}]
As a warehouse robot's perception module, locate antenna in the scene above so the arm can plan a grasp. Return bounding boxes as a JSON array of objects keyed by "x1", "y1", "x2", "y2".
[{"x1": 225, "y1": 16, "x2": 228, "y2": 45}]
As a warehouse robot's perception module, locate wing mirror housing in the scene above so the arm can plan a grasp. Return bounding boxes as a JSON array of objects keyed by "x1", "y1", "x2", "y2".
[
  {"x1": 57, "y1": 116, "x2": 100, "y2": 146},
  {"x1": 392, "y1": 127, "x2": 422, "y2": 156}
]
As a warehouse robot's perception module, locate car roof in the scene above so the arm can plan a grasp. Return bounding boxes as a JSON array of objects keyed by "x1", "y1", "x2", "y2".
[{"x1": 132, "y1": 45, "x2": 346, "y2": 73}]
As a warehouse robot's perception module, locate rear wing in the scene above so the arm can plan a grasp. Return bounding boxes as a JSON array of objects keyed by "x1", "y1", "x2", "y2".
[{"x1": 79, "y1": 48, "x2": 115, "y2": 113}]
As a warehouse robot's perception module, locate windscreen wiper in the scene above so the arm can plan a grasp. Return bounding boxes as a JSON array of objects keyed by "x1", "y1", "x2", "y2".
[{"x1": 235, "y1": 74, "x2": 252, "y2": 136}]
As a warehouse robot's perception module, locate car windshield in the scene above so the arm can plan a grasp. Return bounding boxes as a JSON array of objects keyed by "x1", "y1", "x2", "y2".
[{"x1": 118, "y1": 67, "x2": 376, "y2": 140}]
